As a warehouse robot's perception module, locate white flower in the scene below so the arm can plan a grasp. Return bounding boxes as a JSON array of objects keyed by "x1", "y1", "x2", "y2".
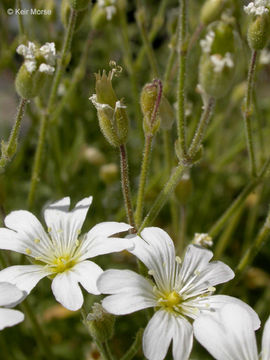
[
  {"x1": 200, "y1": 31, "x2": 215, "y2": 53},
  {"x1": 0, "y1": 282, "x2": 25, "y2": 330},
  {"x1": 39, "y1": 42, "x2": 56, "y2": 66},
  {"x1": 16, "y1": 41, "x2": 56, "y2": 74},
  {"x1": 97, "y1": 0, "x2": 117, "y2": 21},
  {"x1": 244, "y1": 0, "x2": 270, "y2": 16},
  {"x1": 0, "y1": 197, "x2": 133, "y2": 311},
  {"x1": 210, "y1": 52, "x2": 234, "y2": 73},
  {"x1": 194, "y1": 303, "x2": 270, "y2": 360},
  {"x1": 192, "y1": 233, "x2": 213, "y2": 247},
  {"x1": 98, "y1": 227, "x2": 260, "y2": 360},
  {"x1": 39, "y1": 63, "x2": 55, "y2": 75}
]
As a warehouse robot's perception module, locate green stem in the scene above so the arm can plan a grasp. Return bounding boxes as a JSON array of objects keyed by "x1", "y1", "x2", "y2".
[
  {"x1": 209, "y1": 157, "x2": 270, "y2": 238},
  {"x1": 118, "y1": 0, "x2": 140, "y2": 121},
  {"x1": 135, "y1": 0, "x2": 169, "y2": 70},
  {"x1": 187, "y1": 23, "x2": 204, "y2": 52},
  {"x1": 136, "y1": 8, "x2": 159, "y2": 77},
  {"x1": 139, "y1": 164, "x2": 185, "y2": 232},
  {"x1": 27, "y1": 9, "x2": 78, "y2": 209},
  {"x1": 163, "y1": 36, "x2": 178, "y2": 95},
  {"x1": 20, "y1": 299, "x2": 55, "y2": 360},
  {"x1": 120, "y1": 329, "x2": 143, "y2": 360},
  {"x1": 243, "y1": 50, "x2": 258, "y2": 177},
  {"x1": 16, "y1": 0, "x2": 25, "y2": 37},
  {"x1": 135, "y1": 135, "x2": 153, "y2": 227},
  {"x1": 0, "y1": 98, "x2": 27, "y2": 170},
  {"x1": 214, "y1": 204, "x2": 244, "y2": 259},
  {"x1": 177, "y1": 0, "x2": 188, "y2": 157},
  {"x1": 119, "y1": 144, "x2": 135, "y2": 228},
  {"x1": 188, "y1": 97, "x2": 215, "y2": 158},
  {"x1": 105, "y1": 341, "x2": 114, "y2": 360},
  {"x1": 222, "y1": 210, "x2": 270, "y2": 293}
]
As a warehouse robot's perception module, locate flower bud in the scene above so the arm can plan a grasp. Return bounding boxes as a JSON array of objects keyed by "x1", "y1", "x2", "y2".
[
  {"x1": 68, "y1": 0, "x2": 90, "y2": 11},
  {"x1": 86, "y1": 303, "x2": 115, "y2": 343},
  {"x1": 247, "y1": 14, "x2": 270, "y2": 50},
  {"x1": 140, "y1": 79, "x2": 162, "y2": 136},
  {"x1": 90, "y1": 68, "x2": 129, "y2": 147},
  {"x1": 174, "y1": 173, "x2": 193, "y2": 205},
  {"x1": 200, "y1": 0, "x2": 227, "y2": 25}
]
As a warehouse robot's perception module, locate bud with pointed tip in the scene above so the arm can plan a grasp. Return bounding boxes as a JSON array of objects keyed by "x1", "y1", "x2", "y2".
[
  {"x1": 90, "y1": 69, "x2": 129, "y2": 147},
  {"x1": 140, "y1": 79, "x2": 163, "y2": 136}
]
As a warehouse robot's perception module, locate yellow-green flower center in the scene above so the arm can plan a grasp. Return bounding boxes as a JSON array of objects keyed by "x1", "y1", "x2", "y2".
[
  {"x1": 51, "y1": 256, "x2": 75, "y2": 273},
  {"x1": 160, "y1": 291, "x2": 182, "y2": 309}
]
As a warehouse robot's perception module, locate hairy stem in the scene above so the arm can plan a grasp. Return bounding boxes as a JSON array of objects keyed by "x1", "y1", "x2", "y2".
[
  {"x1": 0, "y1": 98, "x2": 28, "y2": 171},
  {"x1": 27, "y1": 9, "x2": 78, "y2": 209},
  {"x1": 188, "y1": 97, "x2": 215, "y2": 158},
  {"x1": 135, "y1": 0, "x2": 169, "y2": 70},
  {"x1": 120, "y1": 329, "x2": 143, "y2": 360},
  {"x1": 139, "y1": 164, "x2": 185, "y2": 232},
  {"x1": 209, "y1": 157, "x2": 270, "y2": 238},
  {"x1": 119, "y1": 144, "x2": 135, "y2": 228},
  {"x1": 177, "y1": 0, "x2": 188, "y2": 157},
  {"x1": 243, "y1": 50, "x2": 258, "y2": 177},
  {"x1": 20, "y1": 299, "x2": 56, "y2": 360},
  {"x1": 135, "y1": 135, "x2": 153, "y2": 227},
  {"x1": 136, "y1": 8, "x2": 159, "y2": 77}
]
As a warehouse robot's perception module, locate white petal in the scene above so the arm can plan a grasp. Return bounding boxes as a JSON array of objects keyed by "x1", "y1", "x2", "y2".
[
  {"x1": 44, "y1": 196, "x2": 92, "y2": 254},
  {"x1": 0, "y1": 308, "x2": 24, "y2": 330},
  {"x1": 204, "y1": 295, "x2": 260, "y2": 330},
  {"x1": 181, "y1": 261, "x2": 234, "y2": 298},
  {"x1": 0, "y1": 282, "x2": 25, "y2": 307},
  {"x1": 3, "y1": 211, "x2": 52, "y2": 256},
  {"x1": 87, "y1": 222, "x2": 132, "y2": 238},
  {"x1": 143, "y1": 310, "x2": 174, "y2": 360},
  {"x1": 98, "y1": 269, "x2": 156, "y2": 315},
  {"x1": 72, "y1": 261, "x2": 103, "y2": 295},
  {"x1": 130, "y1": 227, "x2": 176, "y2": 292},
  {"x1": 194, "y1": 303, "x2": 259, "y2": 360},
  {"x1": 172, "y1": 315, "x2": 193, "y2": 360},
  {"x1": 0, "y1": 228, "x2": 27, "y2": 254},
  {"x1": 180, "y1": 245, "x2": 213, "y2": 286},
  {"x1": 0, "y1": 265, "x2": 50, "y2": 294},
  {"x1": 79, "y1": 222, "x2": 133, "y2": 260},
  {"x1": 262, "y1": 316, "x2": 270, "y2": 360},
  {"x1": 51, "y1": 271, "x2": 83, "y2": 311}
]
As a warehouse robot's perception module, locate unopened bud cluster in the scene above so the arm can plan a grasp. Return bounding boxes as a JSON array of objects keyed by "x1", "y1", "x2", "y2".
[
  {"x1": 15, "y1": 41, "x2": 56, "y2": 98},
  {"x1": 86, "y1": 303, "x2": 115, "y2": 343}
]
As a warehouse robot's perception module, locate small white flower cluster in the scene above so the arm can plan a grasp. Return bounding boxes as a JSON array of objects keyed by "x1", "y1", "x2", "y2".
[
  {"x1": 210, "y1": 52, "x2": 234, "y2": 73},
  {"x1": 16, "y1": 41, "x2": 56, "y2": 75},
  {"x1": 98, "y1": 0, "x2": 117, "y2": 21},
  {"x1": 200, "y1": 30, "x2": 215, "y2": 53},
  {"x1": 192, "y1": 233, "x2": 213, "y2": 247},
  {"x1": 244, "y1": 0, "x2": 270, "y2": 16}
]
